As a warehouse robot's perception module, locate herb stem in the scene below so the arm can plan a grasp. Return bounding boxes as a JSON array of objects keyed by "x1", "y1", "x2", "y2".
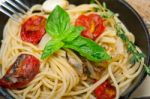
[{"x1": 98, "y1": 2, "x2": 150, "y2": 75}]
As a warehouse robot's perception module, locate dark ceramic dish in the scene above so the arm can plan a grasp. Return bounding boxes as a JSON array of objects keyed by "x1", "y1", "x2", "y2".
[{"x1": 0, "y1": 0, "x2": 150, "y2": 99}]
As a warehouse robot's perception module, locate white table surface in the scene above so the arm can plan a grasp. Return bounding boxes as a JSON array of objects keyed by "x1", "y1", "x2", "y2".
[{"x1": 130, "y1": 76, "x2": 150, "y2": 98}]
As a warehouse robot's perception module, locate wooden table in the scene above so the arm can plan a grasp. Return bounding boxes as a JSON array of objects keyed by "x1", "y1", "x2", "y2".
[
  {"x1": 126, "y1": 0, "x2": 150, "y2": 21},
  {"x1": 126, "y1": 0, "x2": 150, "y2": 31}
]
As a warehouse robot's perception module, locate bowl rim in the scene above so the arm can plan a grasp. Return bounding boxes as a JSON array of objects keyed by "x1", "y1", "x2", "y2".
[{"x1": 118, "y1": 0, "x2": 150, "y2": 98}]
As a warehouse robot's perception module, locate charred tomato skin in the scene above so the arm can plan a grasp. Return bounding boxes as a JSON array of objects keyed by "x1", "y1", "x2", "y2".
[
  {"x1": 0, "y1": 54, "x2": 40, "y2": 89},
  {"x1": 21, "y1": 16, "x2": 46, "y2": 44}
]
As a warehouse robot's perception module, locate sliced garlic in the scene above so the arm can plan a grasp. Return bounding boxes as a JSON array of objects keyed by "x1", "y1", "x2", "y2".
[
  {"x1": 101, "y1": 37, "x2": 116, "y2": 44},
  {"x1": 38, "y1": 34, "x2": 52, "y2": 49},
  {"x1": 42, "y1": 0, "x2": 69, "y2": 13}
]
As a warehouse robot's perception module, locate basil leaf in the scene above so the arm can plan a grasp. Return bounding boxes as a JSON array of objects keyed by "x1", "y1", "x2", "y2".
[
  {"x1": 46, "y1": 6, "x2": 70, "y2": 38},
  {"x1": 41, "y1": 40, "x2": 64, "y2": 59},
  {"x1": 64, "y1": 36, "x2": 111, "y2": 62},
  {"x1": 63, "y1": 26, "x2": 84, "y2": 42}
]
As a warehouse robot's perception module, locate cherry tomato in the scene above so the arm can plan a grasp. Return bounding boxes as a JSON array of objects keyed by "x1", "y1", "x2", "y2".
[
  {"x1": 94, "y1": 80, "x2": 116, "y2": 99},
  {"x1": 75, "y1": 14, "x2": 105, "y2": 40},
  {"x1": 0, "y1": 54, "x2": 40, "y2": 89},
  {"x1": 21, "y1": 16, "x2": 46, "y2": 44}
]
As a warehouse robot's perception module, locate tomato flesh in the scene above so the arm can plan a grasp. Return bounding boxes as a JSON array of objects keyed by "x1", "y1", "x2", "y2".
[
  {"x1": 94, "y1": 80, "x2": 116, "y2": 99},
  {"x1": 0, "y1": 54, "x2": 40, "y2": 89},
  {"x1": 21, "y1": 16, "x2": 46, "y2": 44},
  {"x1": 75, "y1": 14, "x2": 105, "y2": 40}
]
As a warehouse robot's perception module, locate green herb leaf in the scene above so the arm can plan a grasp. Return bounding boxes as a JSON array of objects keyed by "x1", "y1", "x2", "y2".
[
  {"x1": 99, "y1": 2, "x2": 115, "y2": 18},
  {"x1": 102, "y1": 2, "x2": 107, "y2": 9},
  {"x1": 115, "y1": 24, "x2": 128, "y2": 42},
  {"x1": 90, "y1": 0, "x2": 95, "y2": 4},
  {"x1": 127, "y1": 41, "x2": 136, "y2": 53},
  {"x1": 144, "y1": 64, "x2": 150, "y2": 76},
  {"x1": 63, "y1": 26, "x2": 84, "y2": 42},
  {"x1": 41, "y1": 40, "x2": 64, "y2": 59},
  {"x1": 130, "y1": 53, "x2": 145, "y2": 64},
  {"x1": 64, "y1": 36, "x2": 111, "y2": 62},
  {"x1": 115, "y1": 23, "x2": 145, "y2": 64},
  {"x1": 46, "y1": 5, "x2": 70, "y2": 38},
  {"x1": 115, "y1": 23, "x2": 150, "y2": 76},
  {"x1": 42, "y1": 5, "x2": 110, "y2": 62}
]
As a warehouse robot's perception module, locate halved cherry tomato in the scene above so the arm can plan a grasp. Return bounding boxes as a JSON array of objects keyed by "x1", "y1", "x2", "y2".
[
  {"x1": 0, "y1": 54, "x2": 40, "y2": 89},
  {"x1": 94, "y1": 80, "x2": 116, "y2": 99},
  {"x1": 21, "y1": 16, "x2": 46, "y2": 44},
  {"x1": 75, "y1": 14, "x2": 105, "y2": 40}
]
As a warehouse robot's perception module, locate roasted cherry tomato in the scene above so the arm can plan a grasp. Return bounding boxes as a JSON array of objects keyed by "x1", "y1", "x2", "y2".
[
  {"x1": 0, "y1": 54, "x2": 40, "y2": 89},
  {"x1": 75, "y1": 14, "x2": 105, "y2": 40},
  {"x1": 94, "y1": 80, "x2": 116, "y2": 99},
  {"x1": 21, "y1": 16, "x2": 46, "y2": 44}
]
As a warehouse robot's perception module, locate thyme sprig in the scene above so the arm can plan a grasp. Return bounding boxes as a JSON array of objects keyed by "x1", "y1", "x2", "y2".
[
  {"x1": 99, "y1": 3, "x2": 115, "y2": 18},
  {"x1": 115, "y1": 23, "x2": 150, "y2": 75},
  {"x1": 94, "y1": 2, "x2": 150, "y2": 75}
]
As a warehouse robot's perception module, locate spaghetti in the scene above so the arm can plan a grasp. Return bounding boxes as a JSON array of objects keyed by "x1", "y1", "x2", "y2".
[{"x1": 0, "y1": 1, "x2": 144, "y2": 99}]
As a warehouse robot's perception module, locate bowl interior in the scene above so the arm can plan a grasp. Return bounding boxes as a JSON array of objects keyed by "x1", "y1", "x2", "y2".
[{"x1": 0, "y1": 0, "x2": 149, "y2": 99}]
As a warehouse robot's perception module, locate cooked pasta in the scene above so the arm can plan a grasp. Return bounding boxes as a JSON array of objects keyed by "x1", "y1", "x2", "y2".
[{"x1": 0, "y1": 0, "x2": 144, "y2": 99}]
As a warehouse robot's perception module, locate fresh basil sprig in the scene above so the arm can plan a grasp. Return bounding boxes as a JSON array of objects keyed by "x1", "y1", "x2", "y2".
[
  {"x1": 115, "y1": 23, "x2": 150, "y2": 75},
  {"x1": 41, "y1": 6, "x2": 111, "y2": 62},
  {"x1": 41, "y1": 39, "x2": 64, "y2": 59},
  {"x1": 46, "y1": 5, "x2": 80, "y2": 40},
  {"x1": 64, "y1": 36, "x2": 111, "y2": 62}
]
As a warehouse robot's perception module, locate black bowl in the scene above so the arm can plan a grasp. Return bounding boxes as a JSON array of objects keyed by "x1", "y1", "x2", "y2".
[{"x1": 0, "y1": 0, "x2": 150, "y2": 99}]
